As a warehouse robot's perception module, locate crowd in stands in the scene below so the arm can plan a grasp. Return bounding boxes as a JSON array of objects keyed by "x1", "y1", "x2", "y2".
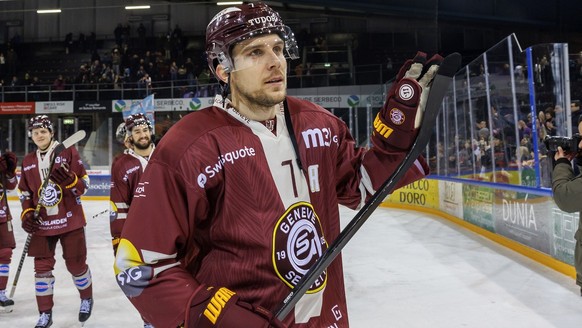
[
  {"x1": 0, "y1": 25, "x2": 405, "y2": 102},
  {"x1": 0, "y1": 24, "x2": 224, "y2": 101},
  {"x1": 431, "y1": 104, "x2": 552, "y2": 185},
  {"x1": 428, "y1": 53, "x2": 570, "y2": 188}
]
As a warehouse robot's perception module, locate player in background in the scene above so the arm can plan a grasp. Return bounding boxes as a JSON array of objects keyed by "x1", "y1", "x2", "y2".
[
  {"x1": 110, "y1": 114, "x2": 155, "y2": 328},
  {"x1": 18, "y1": 115, "x2": 92, "y2": 328},
  {"x1": 114, "y1": 2, "x2": 441, "y2": 327},
  {"x1": 0, "y1": 151, "x2": 18, "y2": 311}
]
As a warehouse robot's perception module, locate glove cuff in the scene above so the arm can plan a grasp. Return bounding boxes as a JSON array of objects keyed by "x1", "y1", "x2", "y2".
[
  {"x1": 187, "y1": 286, "x2": 278, "y2": 328},
  {"x1": 65, "y1": 174, "x2": 78, "y2": 189},
  {"x1": 20, "y1": 208, "x2": 35, "y2": 221}
]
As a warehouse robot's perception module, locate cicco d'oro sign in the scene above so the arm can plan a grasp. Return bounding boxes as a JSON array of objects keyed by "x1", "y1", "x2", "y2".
[{"x1": 384, "y1": 178, "x2": 439, "y2": 209}]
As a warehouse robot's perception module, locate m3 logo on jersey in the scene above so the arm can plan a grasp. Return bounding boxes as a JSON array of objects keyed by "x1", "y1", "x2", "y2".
[
  {"x1": 272, "y1": 202, "x2": 328, "y2": 293},
  {"x1": 54, "y1": 155, "x2": 68, "y2": 166},
  {"x1": 301, "y1": 128, "x2": 338, "y2": 149}
]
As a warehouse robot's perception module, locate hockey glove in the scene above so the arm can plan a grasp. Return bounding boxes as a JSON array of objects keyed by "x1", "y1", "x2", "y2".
[
  {"x1": 188, "y1": 286, "x2": 285, "y2": 328},
  {"x1": 0, "y1": 152, "x2": 17, "y2": 177},
  {"x1": 50, "y1": 165, "x2": 78, "y2": 189},
  {"x1": 21, "y1": 208, "x2": 40, "y2": 234},
  {"x1": 372, "y1": 51, "x2": 443, "y2": 152}
]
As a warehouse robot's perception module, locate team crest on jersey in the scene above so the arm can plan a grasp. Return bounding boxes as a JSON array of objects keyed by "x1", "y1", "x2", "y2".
[
  {"x1": 272, "y1": 202, "x2": 328, "y2": 293},
  {"x1": 389, "y1": 108, "x2": 405, "y2": 125},
  {"x1": 38, "y1": 181, "x2": 62, "y2": 207}
]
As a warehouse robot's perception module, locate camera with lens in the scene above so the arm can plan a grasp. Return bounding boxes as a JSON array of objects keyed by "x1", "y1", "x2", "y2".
[{"x1": 544, "y1": 134, "x2": 582, "y2": 153}]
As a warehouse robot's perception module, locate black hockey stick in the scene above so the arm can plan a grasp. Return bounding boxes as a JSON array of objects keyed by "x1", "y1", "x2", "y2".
[
  {"x1": 274, "y1": 53, "x2": 462, "y2": 321},
  {"x1": 9, "y1": 130, "x2": 87, "y2": 298},
  {"x1": 91, "y1": 209, "x2": 108, "y2": 219}
]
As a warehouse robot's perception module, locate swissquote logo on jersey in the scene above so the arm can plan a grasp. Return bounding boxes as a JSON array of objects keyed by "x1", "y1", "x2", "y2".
[
  {"x1": 197, "y1": 146, "x2": 257, "y2": 188},
  {"x1": 272, "y1": 202, "x2": 328, "y2": 293}
]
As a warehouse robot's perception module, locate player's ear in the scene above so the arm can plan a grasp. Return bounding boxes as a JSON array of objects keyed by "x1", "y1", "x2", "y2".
[{"x1": 215, "y1": 65, "x2": 229, "y2": 84}]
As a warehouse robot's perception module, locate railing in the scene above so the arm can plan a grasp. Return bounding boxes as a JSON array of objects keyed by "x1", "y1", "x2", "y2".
[{"x1": 0, "y1": 64, "x2": 387, "y2": 102}]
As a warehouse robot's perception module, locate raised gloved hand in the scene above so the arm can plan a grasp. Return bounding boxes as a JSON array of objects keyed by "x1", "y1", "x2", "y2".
[
  {"x1": 21, "y1": 208, "x2": 40, "y2": 234},
  {"x1": 50, "y1": 165, "x2": 78, "y2": 189},
  {"x1": 188, "y1": 286, "x2": 285, "y2": 328},
  {"x1": 0, "y1": 152, "x2": 17, "y2": 177},
  {"x1": 372, "y1": 52, "x2": 443, "y2": 152}
]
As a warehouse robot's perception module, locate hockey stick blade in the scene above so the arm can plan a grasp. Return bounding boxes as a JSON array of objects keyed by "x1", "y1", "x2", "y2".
[
  {"x1": 9, "y1": 130, "x2": 86, "y2": 299},
  {"x1": 274, "y1": 53, "x2": 462, "y2": 321},
  {"x1": 57, "y1": 130, "x2": 87, "y2": 155}
]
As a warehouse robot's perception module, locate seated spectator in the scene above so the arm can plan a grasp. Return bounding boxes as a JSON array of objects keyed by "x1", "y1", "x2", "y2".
[
  {"x1": 53, "y1": 74, "x2": 66, "y2": 90},
  {"x1": 517, "y1": 119, "x2": 532, "y2": 141}
]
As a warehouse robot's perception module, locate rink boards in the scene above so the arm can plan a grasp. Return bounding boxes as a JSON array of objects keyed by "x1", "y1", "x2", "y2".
[{"x1": 384, "y1": 178, "x2": 577, "y2": 278}]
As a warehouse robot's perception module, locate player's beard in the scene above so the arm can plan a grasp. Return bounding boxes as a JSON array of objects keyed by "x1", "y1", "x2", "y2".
[
  {"x1": 232, "y1": 79, "x2": 286, "y2": 110},
  {"x1": 133, "y1": 136, "x2": 152, "y2": 150}
]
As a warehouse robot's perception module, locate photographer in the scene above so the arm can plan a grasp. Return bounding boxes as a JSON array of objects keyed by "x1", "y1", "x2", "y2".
[{"x1": 551, "y1": 118, "x2": 582, "y2": 297}]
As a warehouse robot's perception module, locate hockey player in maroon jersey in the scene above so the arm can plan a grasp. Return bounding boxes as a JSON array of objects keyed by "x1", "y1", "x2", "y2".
[
  {"x1": 110, "y1": 114, "x2": 155, "y2": 328},
  {"x1": 110, "y1": 114, "x2": 155, "y2": 254},
  {"x1": 0, "y1": 151, "x2": 18, "y2": 311},
  {"x1": 115, "y1": 2, "x2": 441, "y2": 327},
  {"x1": 18, "y1": 115, "x2": 93, "y2": 328}
]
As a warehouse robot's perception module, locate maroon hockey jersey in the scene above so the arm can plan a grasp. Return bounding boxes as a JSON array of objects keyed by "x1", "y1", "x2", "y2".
[
  {"x1": 18, "y1": 142, "x2": 89, "y2": 236},
  {"x1": 0, "y1": 174, "x2": 17, "y2": 224},
  {"x1": 115, "y1": 96, "x2": 428, "y2": 327},
  {"x1": 110, "y1": 149, "x2": 152, "y2": 244}
]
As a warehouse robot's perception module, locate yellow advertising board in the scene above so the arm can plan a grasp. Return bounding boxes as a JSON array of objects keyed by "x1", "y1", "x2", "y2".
[{"x1": 384, "y1": 178, "x2": 440, "y2": 209}]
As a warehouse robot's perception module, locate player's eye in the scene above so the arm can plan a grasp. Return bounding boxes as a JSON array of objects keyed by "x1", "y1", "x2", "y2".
[
  {"x1": 248, "y1": 49, "x2": 263, "y2": 57},
  {"x1": 273, "y1": 45, "x2": 283, "y2": 54}
]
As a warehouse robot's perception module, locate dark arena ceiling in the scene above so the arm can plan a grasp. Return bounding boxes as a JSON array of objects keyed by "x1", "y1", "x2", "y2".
[{"x1": 159, "y1": 0, "x2": 579, "y2": 28}]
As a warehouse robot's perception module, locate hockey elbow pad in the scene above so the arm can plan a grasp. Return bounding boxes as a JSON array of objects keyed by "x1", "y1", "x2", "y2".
[{"x1": 187, "y1": 286, "x2": 285, "y2": 328}]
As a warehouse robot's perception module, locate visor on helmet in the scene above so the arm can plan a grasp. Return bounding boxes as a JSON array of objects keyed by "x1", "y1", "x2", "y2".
[
  {"x1": 223, "y1": 33, "x2": 289, "y2": 74},
  {"x1": 209, "y1": 26, "x2": 299, "y2": 75},
  {"x1": 115, "y1": 122, "x2": 127, "y2": 144}
]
